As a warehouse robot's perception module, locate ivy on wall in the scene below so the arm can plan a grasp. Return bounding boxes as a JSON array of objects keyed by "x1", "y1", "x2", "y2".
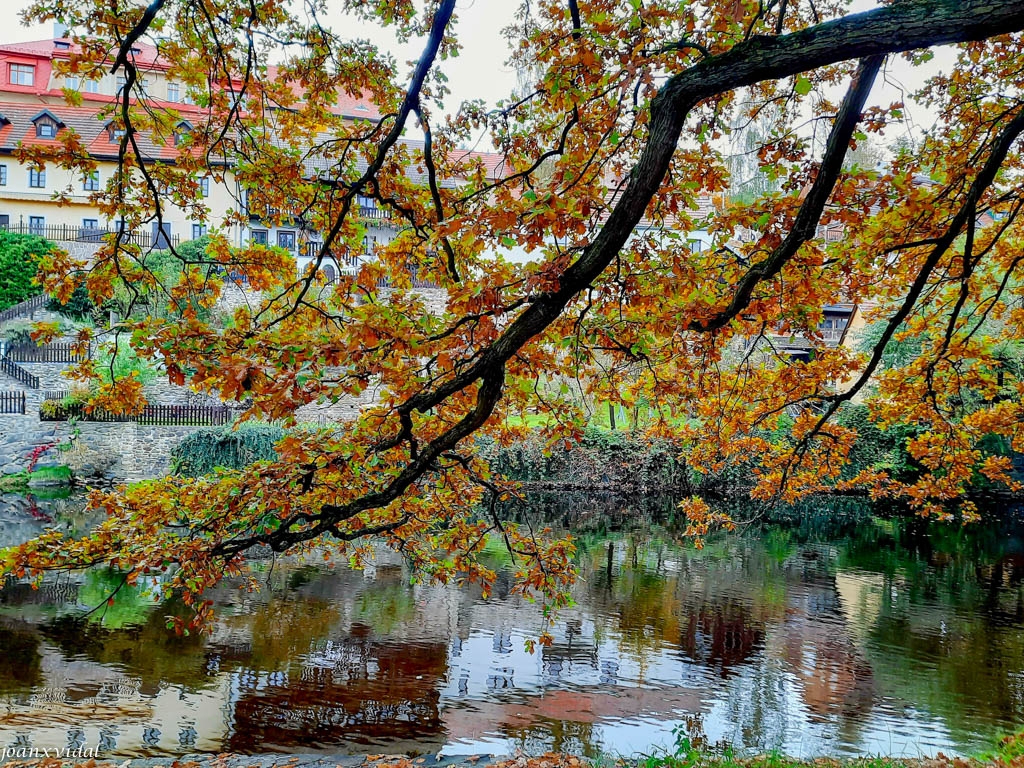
[{"x1": 171, "y1": 423, "x2": 285, "y2": 477}]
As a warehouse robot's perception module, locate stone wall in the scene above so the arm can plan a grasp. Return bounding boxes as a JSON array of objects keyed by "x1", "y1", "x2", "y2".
[
  {"x1": 216, "y1": 282, "x2": 264, "y2": 316},
  {"x1": 0, "y1": 413, "x2": 211, "y2": 482},
  {"x1": 294, "y1": 380, "x2": 383, "y2": 425}
]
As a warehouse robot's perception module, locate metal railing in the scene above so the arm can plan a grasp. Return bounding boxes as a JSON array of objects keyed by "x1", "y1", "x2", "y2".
[
  {"x1": 0, "y1": 390, "x2": 25, "y2": 414},
  {"x1": 40, "y1": 399, "x2": 233, "y2": 426},
  {"x1": 0, "y1": 223, "x2": 179, "y2": 249},
  {"x1": 0, "y1": 294, "x2": 48, "y2": 324},
  {"x1": 0, "y1": 357, "x2": 40, "y2": 389},
  {"x1": 2, "y1": 342, "x2": 89, "y2": 363}
]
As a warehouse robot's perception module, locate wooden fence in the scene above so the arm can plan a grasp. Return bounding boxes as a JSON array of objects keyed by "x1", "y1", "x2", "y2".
[
  {"x1": 3, "y1": 343, "x2": 89, "y2": 363},
  {"x1": 0, "y1": 294, "x2": 48, "y2": 324},
  {"x1": 0, "y1": 357, "x2": 40, "y2": 389},
  {"x1": 0, "y1": 390, "x2": 25, "y2": 414},
  {"x1": 40, "y1": 399, "x2": 233, "y2": 426}
]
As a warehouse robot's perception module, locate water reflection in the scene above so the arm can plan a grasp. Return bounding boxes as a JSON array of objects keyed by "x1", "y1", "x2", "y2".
[{"x1": 1, "y1": 495, "x2": 1023, "y2": 758}]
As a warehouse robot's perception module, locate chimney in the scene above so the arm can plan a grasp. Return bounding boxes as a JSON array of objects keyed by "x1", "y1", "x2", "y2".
[{"x1": 53, "y1": 22, "x2": 69, "y2": 39}]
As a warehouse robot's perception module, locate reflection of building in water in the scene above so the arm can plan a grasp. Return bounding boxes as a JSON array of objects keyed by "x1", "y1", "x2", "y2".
[
  {"x1": 225, "y1": 633, "x2": 448, "y2": 751},
  {"x1": 678, "y1": 601, "x2": 765, "y2": 675},
  {"x1": 0, "y1": 638, "x2": 231, "y2": 754}
]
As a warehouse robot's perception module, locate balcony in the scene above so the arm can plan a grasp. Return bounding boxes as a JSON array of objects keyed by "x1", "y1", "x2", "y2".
[{"x1": 0, "y1": 222, "x2": 179, "y2": 249}]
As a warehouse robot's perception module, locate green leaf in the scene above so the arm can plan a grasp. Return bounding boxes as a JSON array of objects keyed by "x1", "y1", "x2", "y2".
[{"x1": 794, "y1": 76, "x2": 812, "y2": 96}]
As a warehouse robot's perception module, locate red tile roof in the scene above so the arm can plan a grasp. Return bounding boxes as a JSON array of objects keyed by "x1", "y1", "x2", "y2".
[
  {"x1": 0, "y1": 100, "x2": 209, "y2": 163},
  {"x1": 263, "y1": 65, "x2": 381, "y2": 120},
  {"x1": 0, "y1": 37, "x2": 165, "y2": 68}
]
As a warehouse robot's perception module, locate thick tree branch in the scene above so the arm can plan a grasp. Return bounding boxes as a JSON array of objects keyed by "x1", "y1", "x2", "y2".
[
  {"x1": 693, "y1": 54, "x2": 884, "y2": 332},
  {"x1": 399, "y1": 0, "x2": 1024, "y2": 420}
]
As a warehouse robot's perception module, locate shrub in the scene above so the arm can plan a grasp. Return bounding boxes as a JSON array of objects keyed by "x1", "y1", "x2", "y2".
[
  {"x1": 46, "y1": 284, "x2": 100, "y2": 321},
  {"x1": 171, "y1": 423, "x2": 285, "y2": 477},
  {"x1": 0, "y1": 231, "x2": 52, "y2": 311},
  {"x1": 91, "y1": 343, "x2": 159, "y2": 386},
  {"x1": 480, "y1": 427, "x2": 691, "y2": 490}
]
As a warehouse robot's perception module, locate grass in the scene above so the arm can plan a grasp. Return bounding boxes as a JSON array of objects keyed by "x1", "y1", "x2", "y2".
[
  {"x1": 28, "y1": 464, "x2": 72, "y2": 484},
  {"x1": 0, "y1": 464, "x2": 73, "y2": 492},
  {"x1": 0, "y1": 471, "x2": 29, "y2": 491},
  {"x1": 617, "y1": 730, "x2": 1024, "y2": 768}
]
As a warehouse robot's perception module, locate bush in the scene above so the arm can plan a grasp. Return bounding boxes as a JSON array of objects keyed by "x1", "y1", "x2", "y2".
[
  {"x1": 46, "y1": 284, "x2": 100, "y2": 321},
  {"x1": 0, "y1": 231, "x2": 52, "y2": 311},
  {"x1": 91, "y1": 343, "x2": 159, "y2": 386},
  {"x1": 480, "y1": 427, "x2": 691, "y2": 490},
  {"x1": 171, "y1": 423, "x2": 285, "y2": 477},
  {"x1": 837, "y1": 403, "x2": 924, "y2": 482}
]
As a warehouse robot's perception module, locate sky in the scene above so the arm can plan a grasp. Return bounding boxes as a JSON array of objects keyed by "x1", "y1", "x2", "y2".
[
  {"x1": 0, "y1": 0, "x2": 946, "y2": 150},
  {"x1": 0, "y1": 0, "x2": 524, "y2": 114}
]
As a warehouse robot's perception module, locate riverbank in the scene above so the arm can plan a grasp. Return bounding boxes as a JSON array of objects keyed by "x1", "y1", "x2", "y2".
[{"x1": 1, "y1": 749, "x2": 1020, "y2": 768}]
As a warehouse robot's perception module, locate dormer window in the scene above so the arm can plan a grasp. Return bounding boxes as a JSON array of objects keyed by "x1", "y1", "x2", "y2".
[
  {"x1": 31, "y1": 110, "x2": 64, "y2": 139},
  {"x1": 173, "y1": 120, "x2": 193, "y2": 146},
  {"x1": 106, "y1": 122, "x2": 126, "y2": 142},
  {"x1": 9, "y1": 63, "x2": 35, "y2": 86},
  {"x1": 55, "y1": 40, "x2": 71, "y2": 50}
]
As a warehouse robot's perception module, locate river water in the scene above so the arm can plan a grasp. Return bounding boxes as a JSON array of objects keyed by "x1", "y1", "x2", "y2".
[{"x1": 1, "y1": 492, "x2": 1023, "y2": 759}]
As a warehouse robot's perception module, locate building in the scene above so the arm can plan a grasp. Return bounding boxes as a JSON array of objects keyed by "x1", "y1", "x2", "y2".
[
  {"x1": 0, "y1": 34, "x2": 244, "y2": 248},
  {"x1": 0, "y1": 30, "x2": 511, "y2": 280}
]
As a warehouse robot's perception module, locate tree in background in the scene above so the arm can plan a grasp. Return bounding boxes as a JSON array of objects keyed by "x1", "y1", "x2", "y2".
[
  {"x1": 5, "y1": 0, "x2": 1024, "y2": 635},
  {"x1": 0, "y1": 231, "x2": 51, "y2": 311}
]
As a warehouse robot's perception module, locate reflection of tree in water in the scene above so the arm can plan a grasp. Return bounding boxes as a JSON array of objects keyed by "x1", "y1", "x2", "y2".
[
  {"x1": 41, "y1": 607, "x2": 209, "y2": 692},
  {"x1": 502, "y1": 717, "x2": 600, "y2": 758},
  {"x1": 679, "y1": 600, "x2": 765, "y2": 676},
  {"x1": 0, "y1": 625, "x2": 42, "y2": 695}
]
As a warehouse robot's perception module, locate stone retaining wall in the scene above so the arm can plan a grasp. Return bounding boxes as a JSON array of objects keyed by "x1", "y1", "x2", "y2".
[{"x1": 0, "y1": 414, "x2": 210, "y2": 482}]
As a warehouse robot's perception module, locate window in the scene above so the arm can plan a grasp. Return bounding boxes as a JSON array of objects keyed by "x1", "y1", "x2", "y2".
[
  {"x1": 199, "y1": 176, "x2": 210, "y2": 197},
  {"x1": 166, "y1": 82, "x2": 180, "y2": 102},
  {"x1": 82, "y1": 218, "x2": 99, "y2": 230},
  {"x1": 250, "y1": 229, "x2": 268, "y2": 245},
  {"x1": 36, "y1": 121, "x2": 57, "y2": 138},
  {"x1": 115, "y1": 75, "x2": 127, "y2": 94},
  {"x1": 277, "y1": 231, "x2": 295, "y2": 251},
  {"x1": 108, "y1": 126, "x2": 125, "y2": 142},
  {"x1": 28, "y1": 216, "x2": 44, "y2": 235},
  {"x1": 0, "y1": 165, "x2": 7, "y2": 186},
  {"x1": 357, "y1": 194, "x2": 376, "y2": 210},
  {"x1": 64, "y1": 75, "x2": 79, "y2": 91},
  {"x1": 9, "y1": 63, "x2": 34, "y2": 86},
  {"x1": 191, "y1": 224, "x2": 207, "y2": 239},
  {"x1": 83, "y1": 171, "x2": 100, "y2": 191},
  {"x1": 83, "y1": 78, "x2": 99, "y2": 93},
  {"x1": 173, "y1": 121, "x2": 192, "y2": 146},
  {"x1": 28, "y1": 168, "x2": 46, "y2": 188}
]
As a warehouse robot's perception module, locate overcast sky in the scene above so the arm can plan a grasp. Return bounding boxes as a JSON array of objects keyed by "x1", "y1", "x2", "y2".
[
  {"x1": 0, "y1": 0, "x2": 523, "y2": 114},
  {"x1": 0, "y1": 0, "x2": 945, "y2": 150}
]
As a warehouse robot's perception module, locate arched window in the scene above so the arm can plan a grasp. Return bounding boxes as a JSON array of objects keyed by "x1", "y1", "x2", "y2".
[{"x1": 321, "y1": 263, "x2": 336, "y2": 282}]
